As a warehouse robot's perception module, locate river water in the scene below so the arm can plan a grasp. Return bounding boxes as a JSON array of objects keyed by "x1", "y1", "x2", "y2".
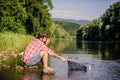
[{"x1": 0, "y1": 40, "x2": 120, "y2": 80}]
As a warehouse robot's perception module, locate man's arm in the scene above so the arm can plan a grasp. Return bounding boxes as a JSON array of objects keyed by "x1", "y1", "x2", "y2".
[
  {"x1": 44, "y1": 38, "x2": 67, "y2": 62},
  {"x1": 50, "y1": 52, "x2": 67, "y2": 62}
]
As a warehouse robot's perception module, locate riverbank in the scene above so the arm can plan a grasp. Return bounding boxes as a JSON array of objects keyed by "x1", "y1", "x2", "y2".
[
  {"x1": 0, "y1": 52, "x2": 41, "y2": 72},
  {"x1": 0, "y1": 32, "x2": 73, "y2": 69},
  {"x1": 0, "y1": 32, "x2": 75, "y2": 53},
  {"x1": 0, "y1": 32, "x2": 34, "y2": 53}
]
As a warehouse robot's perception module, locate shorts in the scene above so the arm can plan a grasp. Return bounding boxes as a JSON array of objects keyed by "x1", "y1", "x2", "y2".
[{"x1": 26, "y1": 53, "x2": 41, "y2": 66}]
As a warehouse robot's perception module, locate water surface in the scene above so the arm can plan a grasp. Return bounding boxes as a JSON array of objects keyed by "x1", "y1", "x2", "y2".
[{"x1": 0, "y1": 40, "x2": 120, "y2": 80}]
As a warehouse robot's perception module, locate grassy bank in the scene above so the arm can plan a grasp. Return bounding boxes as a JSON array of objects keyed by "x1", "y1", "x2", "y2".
[{"x1": 0, "y1": 32, "x2": 34, "y2": 53}]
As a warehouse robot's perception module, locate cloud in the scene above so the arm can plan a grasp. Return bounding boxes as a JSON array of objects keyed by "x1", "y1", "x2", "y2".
[
  {"x1": 50, "y1": 10, "x2": 93, "y2": 20},
  {"x1": 50, "y1": 10, "x2": 74, "y2": 17}
]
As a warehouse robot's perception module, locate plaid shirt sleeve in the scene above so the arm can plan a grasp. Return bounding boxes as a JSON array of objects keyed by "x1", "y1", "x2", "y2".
[
  {"x1": 40, "y1": 42, "x2": 54, "y2": 55},
  {"x1": 21, "y1": 39, "x2": 54, "y2": 63}
]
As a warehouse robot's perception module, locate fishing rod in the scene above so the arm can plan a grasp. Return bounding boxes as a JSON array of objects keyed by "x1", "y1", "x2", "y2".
[
  {"x1": 49, "y1": 24, "x2": 88, "y2": 71},
  {"x1": 50, "y1": 24, "x2": 58, "y2": 39}
]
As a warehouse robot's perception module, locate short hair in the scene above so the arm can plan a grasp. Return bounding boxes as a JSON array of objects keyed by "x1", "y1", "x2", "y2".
[{"x1": 37, "y1": 32, "x2": 47, "y2": 38}]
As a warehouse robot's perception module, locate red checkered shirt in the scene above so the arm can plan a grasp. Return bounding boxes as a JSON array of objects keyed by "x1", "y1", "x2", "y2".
[{"x1": 21, "y1": 38, "x2": 53, "y2": 63}]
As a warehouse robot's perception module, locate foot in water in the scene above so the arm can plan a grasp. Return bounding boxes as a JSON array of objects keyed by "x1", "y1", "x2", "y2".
[{"x1": 43, "y1": 67, "x2": 55, "y2": 74}]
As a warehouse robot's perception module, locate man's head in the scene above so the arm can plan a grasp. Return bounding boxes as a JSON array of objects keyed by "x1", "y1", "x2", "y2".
[
  {"x1": 38, "y1": 32, "x2": 47, "y2": 38},
  {"x1": 37, "y1": 32, "x2": 47, "y2": 43}
]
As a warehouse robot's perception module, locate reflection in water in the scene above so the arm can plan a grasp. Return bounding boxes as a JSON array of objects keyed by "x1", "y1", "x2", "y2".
[
  {"x1": 22, "y1": 74, "x2": 29, "y2": 80},
  {"x1": 0, "y1": 40, "x2": 120, "y2": 80},
  {"x1": 22, "y1": 71, "x2": 85, "y2": 80},
  {"x1": 76, "y1": 41, "x2": 120, "y2": 60},
  {"x1": 50, "y1": 40, "x2": 77, "y2": 53},
  {"x1": 22, "y1": 72, "x2": 54, "y2": 80},
  {"x1": 68, "y1": 71, "x2": 86, "y2": 80},
  {"x1": 21, "y1": 68, "x2": 86, "y2": 80},
  {"x1": 42, "y1": 74, "x2": 54, "y2": 80}
]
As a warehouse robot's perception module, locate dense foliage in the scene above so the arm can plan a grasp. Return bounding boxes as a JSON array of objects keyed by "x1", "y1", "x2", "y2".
[
  {"x1": 77, "y1": 2, "x2": 120, "y2": 41},
  {"x1": 0, "y1": 0, "x2": 53, "y2": 37},
  {"x1": 50, "y1": 23, "x2": 70, "y2": 38},
  {"x1": 54, "y1": 21, "x2": 81, "y2": 36},
  {"x1": 100, "y1": 2, "x2": 120, "y2": 41},
  {"x1": 0, "y1": 32, "x2": 34, "y2": 52}
]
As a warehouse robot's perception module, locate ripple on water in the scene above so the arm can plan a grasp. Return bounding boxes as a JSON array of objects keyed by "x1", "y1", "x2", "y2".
[{"x1": 50, "y1": 54, "x2": 120, "y2": 80}]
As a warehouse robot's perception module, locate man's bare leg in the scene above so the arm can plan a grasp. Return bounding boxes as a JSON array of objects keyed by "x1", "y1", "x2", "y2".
[
  {"x1": 40, "y1": 51, "x2": 48, "y2": 68},
  {"x1": 40, "y1": 51, "x2": 55, "y2": 74}
]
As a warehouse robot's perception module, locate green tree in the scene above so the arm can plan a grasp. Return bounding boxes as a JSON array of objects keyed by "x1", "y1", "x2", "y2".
[
  {"x1": 101, "y1": 1, "x2": 120, "y2": 41},
  {"x1": 0, "y1": 0, "x2": 27, "y2": 34},
  {"x1": 23, "y1": 0, "x2": 53, "y2": 36},
  {"x1": 0, "y1": 0, "x2": 53, "y2": 36},
  {"x1": 77, "y1": 1, "x2": 120, "y2": 41}
]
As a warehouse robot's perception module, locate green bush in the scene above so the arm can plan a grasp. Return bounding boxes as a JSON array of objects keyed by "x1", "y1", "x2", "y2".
[
  {"x1": 0, "y1": 32, "x2": 34, "y2": 53},
  {"x1": 0, "y1": 17, "x2": 26, "y2": 34}
]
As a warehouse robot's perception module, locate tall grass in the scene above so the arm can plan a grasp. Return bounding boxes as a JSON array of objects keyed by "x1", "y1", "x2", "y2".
[{"x1": 0, "y1": 32, "x2": 34, "y2": 53}]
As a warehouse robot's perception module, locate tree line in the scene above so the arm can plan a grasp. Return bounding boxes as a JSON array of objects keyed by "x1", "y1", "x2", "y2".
[
  {"x1": 1, "y1": 0, "x2": 119, "y2": 40},
  {"x1": 0, "y1": 0, "x2": 53, "y2": 37},
  {"x1": 77, "y1": 2, "x2": 120, "y2": 41},
  {"x1": 0, "y1": 0, "x2": 80, "y2": 38},
  {"x1": 54, "y1": 21, "x2": 81, "y2": 36}
]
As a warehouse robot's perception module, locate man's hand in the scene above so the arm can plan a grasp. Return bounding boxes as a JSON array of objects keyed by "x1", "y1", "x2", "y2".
[
  {"x1": 50, "y1": 52, "x2": 67, "y2": 62},
  {"x1": 45, "y1": 38, "x2": 51, "y2": 45},
  {"x1": 60, "y1": 57, "x2": 67, "y2": 62}
]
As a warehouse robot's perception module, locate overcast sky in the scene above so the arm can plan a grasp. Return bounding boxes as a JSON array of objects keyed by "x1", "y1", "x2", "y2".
[{"x1": 50, "y1": 0, "x2": 119, "y2": 21}]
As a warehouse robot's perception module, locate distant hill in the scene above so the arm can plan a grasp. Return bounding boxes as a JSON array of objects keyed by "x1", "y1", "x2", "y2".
[
  {"x1": 54, "y1": 21, "x2": 80, "y2": 36},
  {"x1": 53, "y1": 18, "x2": 90, "y2": 25}
]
